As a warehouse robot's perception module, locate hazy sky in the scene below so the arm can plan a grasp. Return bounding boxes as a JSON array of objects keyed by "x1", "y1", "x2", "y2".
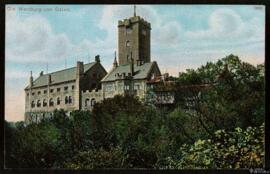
[{"x1": 5, "y1": 5, "x2": 265, "y2": 121}]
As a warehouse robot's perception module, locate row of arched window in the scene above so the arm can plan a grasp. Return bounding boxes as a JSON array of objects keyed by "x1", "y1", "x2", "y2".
[
  {"x1": 85, "y1": 98, "x2": 96, "y2": 107},
  {"x1": 31, "y1": 96, "x2": 73, "y2": 108}
]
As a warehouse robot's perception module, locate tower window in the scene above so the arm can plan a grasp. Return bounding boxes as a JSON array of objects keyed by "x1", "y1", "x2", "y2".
[
  {"x1": 57, "y1": 88, "x2": 61, "y2": 92},
  {"x1": 126, "y1": 40, "x2": 130, "y2": 47},
  {"x1": 142, "y1": 29, "x2": 146, "y2": 35},
  {"x1": 126, "y1": 27, "x2": 132, "y2": 34}
]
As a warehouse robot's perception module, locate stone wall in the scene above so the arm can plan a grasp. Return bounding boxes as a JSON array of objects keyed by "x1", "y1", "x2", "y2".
[
  {"x1": 81, "y1": 89, "x2": 103, "y2": 111},
  {"x1": 24, "y1": 81, "x2": 77, "y2": 123}
]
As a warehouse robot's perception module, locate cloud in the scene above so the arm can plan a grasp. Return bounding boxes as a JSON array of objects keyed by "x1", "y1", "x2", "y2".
[
  {"x1": 98, "y1": 5, "x2": 181, "y2": 48},
  {"x1": 185, "y1": 8, "x2": 264, "y2": 45},
  {"x1": 186, "y1": 8, "x2": 244, "y2": 39},
  {"x1": 6, "y1": 12, "x2": 73, "y2": 63},
  {"x1": 5, "y1": 70, "x2": 29, "y2": 79}
]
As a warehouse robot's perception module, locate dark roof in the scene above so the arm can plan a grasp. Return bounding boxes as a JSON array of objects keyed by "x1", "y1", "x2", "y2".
[
  {"x1": 101, "y1": 62, "x2": 158, "y2": 82},
  {"x1": 25, "y1": 62, "x2": 96, "y2": 89}
]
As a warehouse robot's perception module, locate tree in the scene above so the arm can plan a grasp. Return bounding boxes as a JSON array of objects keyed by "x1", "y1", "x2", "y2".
[
  {"x1": 10, "y1": 121, "x2": 60, "y2": 168},
  {"x1": 175, "y1": 54, "x2": 265, "y2": 135},
  {"x1": 163, "y1": 123, "x2": 264, "y2": 169},
  {"x1": 64, "y1": 147, "x2": 125, "y2": 169}
]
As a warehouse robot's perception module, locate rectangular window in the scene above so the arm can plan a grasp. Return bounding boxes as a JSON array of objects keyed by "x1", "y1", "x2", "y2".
[
  {"x1": 57, "y1": 88, "x2": 61, "y2": 92},
  {"x1": 50, "y1": 89, "x2": 54, "y2": 93},
  {"x1": 27, "y1": 93, "x2": 29, "y2": 96},
  {"x1": 44, "y1": 90, "x2": 47, "y2": 94},
  {"x1": 32, "y1": 92, "x2": 35, "y2": 96},
  {"x1": 72, "y1": 85, "x2": 74, "y2": 90},
  {"x1": 64, "y1": 86, "x2": 68, "y2": 91},
  {"x1": 106, "y1": 84, "x2": 112, "y2": 92},
  {"x1": 37, "y1": 91, "x2": 41, "y2": 95},
  {"x1": 118, "y1": 84, "x2": 123, "y2": 90},
  {"x1": 124, "y1": 85, "x2": 129, "y2": 90},
  {"x1": 134, "y1": 84, "x2": 140, "y2": 90},
  {"x1": 126, "y1": 27, "x2": 132, "y2": 34}
]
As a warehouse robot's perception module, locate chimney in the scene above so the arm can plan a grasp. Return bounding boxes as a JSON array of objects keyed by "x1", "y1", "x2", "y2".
[
  {"x1": 48, "y1": 74, "x2": 51, "y2": 84},
  {"x1": 163, "y1": 73, "x2": 169, "y2": 80},
  {"x1": 29, "y1": 71, "x2": 33, "y2": 87},
  {"x1": 76, "y1": 61, "x2": 84, "y2": 77},
  {"x1": 40, "y1": 71, "x2": 44, "y2": 76},
  {"x1": 95, "y1": 55, "x2": 100, "y2": 63}
]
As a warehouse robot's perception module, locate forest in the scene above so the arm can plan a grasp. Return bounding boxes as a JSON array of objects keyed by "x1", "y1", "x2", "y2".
[{"x1": 4, "y1": 54, "x2": 265, "y2": 169}]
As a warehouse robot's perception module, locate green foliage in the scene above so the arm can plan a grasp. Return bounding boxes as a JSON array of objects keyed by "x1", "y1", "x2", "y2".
[
  {"x1": 8, "y1": 121, "x2": 60, "y2": 168},
  {"x1": 163, "y1": 123, "x2": 264, "y2": 169},
  {"x1": 64, "y1": 148, "x2": 125, "y2": 169},
  {"x1": 175, "y1": 54, "x2": 265, "y2": 133}
]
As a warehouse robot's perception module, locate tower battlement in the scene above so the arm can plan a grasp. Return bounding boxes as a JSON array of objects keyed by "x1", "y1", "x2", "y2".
[{"x1": 118, "y1": 16, "x2": 151, "y2": 29}]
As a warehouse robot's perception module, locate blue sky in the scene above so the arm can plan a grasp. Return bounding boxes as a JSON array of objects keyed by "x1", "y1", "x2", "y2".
[{"x1": 5, "y1": 5, "x2": 265, "y2": 121}]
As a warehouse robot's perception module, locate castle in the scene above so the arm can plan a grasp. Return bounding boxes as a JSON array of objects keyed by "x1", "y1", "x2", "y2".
[{"x1": 24, "y1": 7, "x2": 173, "y2": 123}]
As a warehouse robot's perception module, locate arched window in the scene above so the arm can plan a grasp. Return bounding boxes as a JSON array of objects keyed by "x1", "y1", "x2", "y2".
[
  {"x1": 31, "y1": 101, "x2": 35, "y2": 108},
  {"x1": 127, "y1": 55, "x2": 129, "y2": 62},
  {"x1": 69, "y1": 96, "x2": 73, "y2": 104},
  {"x1": 43, "y1": 99, "x2": 47, "y2": 107},
  {"x1": 57, "y1": 97, "x2": 61, "y2": 105},
  {"x1": 65, "y1": 96, "x2": 69, "y2": 104},
  {"x1": 37, "y1": 100, "x2": 41, "y2": 107},
  {"x1": 91, "y1": 98, "x2": 96, "y2": 107},
  {"x1": 49, "y1": 98, "x2": 54, "y2": 107},
  {"x1": 85, "y1": 98, "x2": 90, "y2": 107},
  {"x1": 126, "y1": 40, "x2": 130, "y2": 47}
]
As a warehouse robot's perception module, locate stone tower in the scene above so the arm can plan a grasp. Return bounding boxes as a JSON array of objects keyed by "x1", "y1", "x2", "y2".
[{"x1": 118, "y1": 6, "x2": 151, "y2": 65}]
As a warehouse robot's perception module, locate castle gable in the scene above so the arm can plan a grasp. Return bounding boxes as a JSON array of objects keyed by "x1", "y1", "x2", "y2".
[{"x1": 101, "y1": 61, "x2": 161, "y2": 82}]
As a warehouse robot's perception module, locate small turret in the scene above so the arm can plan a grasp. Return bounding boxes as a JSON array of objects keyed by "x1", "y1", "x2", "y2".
[
  {"x1": 113, "y1": 51, "x2": 118, "y2": 69},
  {"x1": 47, "y1": 74, "x2": 51, "y2": 84},
  {"x1": 134, "y1": 5, "x2": 136, "y2": 17},
  {"x1": 29, "y1": 71, "x2": 33, "y2": 87}
]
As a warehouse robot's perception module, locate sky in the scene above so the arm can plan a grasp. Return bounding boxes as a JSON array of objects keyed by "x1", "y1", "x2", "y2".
[{"x1": 5, "y1": 5, "x2": 265, "y2": 122}]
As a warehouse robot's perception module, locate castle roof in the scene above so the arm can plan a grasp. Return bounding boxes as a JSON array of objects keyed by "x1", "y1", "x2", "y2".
[
  {"x1": 101, "y1": 61, "x2": 160, "y2": 82},
  {"x1": 25, "y1": 62, "x2": 96, "y2": 90}
]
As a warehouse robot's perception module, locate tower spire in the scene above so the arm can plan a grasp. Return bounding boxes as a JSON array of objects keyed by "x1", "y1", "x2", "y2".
[
  {"x1": 134, "y1": 5, "x2": 136, "y2": 17},
  {"x1": 113, "y1": 51, "x2": 118, "y2": 68}
]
